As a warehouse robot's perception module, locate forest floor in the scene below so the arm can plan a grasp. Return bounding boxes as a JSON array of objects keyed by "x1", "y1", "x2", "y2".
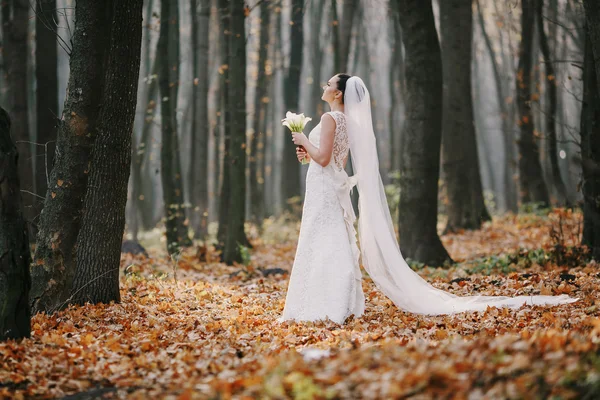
[{"x1": 2, "y1": 209, "x2": 600, "y2": 399}]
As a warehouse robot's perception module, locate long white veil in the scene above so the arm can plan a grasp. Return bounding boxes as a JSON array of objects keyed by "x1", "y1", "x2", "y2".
[{"x1": 344, "y1": 76, "x2": 577, "y2": 314}]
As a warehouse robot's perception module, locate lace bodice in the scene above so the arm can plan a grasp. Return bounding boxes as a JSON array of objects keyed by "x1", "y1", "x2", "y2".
[{"x1": 308, "y1": 111, "x2": 348, "y2": 171}]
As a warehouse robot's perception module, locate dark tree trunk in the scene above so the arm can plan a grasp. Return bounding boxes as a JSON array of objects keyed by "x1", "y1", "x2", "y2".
[
  {"x1": 158, "y1": 0, "x2": 192, "y2": 254},
  {"x1": 281, "y1": 0, "x2": 304, "y2": 202},
  {"x1": 34, "y1": 0, "x2": 58, "y2": 221},
  {"x1": 389, "y1": 0, "x2": 404, "y2": 173},
  {"x1": 580, "y1": 23, "x2": 600, "y2": 260},
  {"x1": 535, "y1": 0, "x2": 569, "y2": 207},
  {"x1": 475, "y1": 0, "x2": 518, "y2": 213},
  {"x1": 130, "y1": 0, "x2": 156, "y2": 240},
  {"x1": 1, "y1": 0, "x2": 33, "y2": 226},
  {"x1": 439, "y1": 0, "x2": 490, "y2": 232},
  {"x1": 583, "y1": 0, "x2": 600, "y2": 98},
  {"x1": 189, "y1": 0, "x2": 211, "y2": 239},
  {"x1": 332, "y1": 0, "x2": 359, "y2": 73},
  {"x1": 250, "y1": 0, "x2": 271, "y2": 227},
  {"x1": 71, "y1": 0, "x2": 143, "y2": 306},
  {"x1": 30, "y1": 1, "x2": 110, "y2": 314},
  {"x1": 222, "y1": 0, "x2": 248, "y2": 264},
  {"x1": 516, "y1": 0, "x2": 550, "y2": 207},
  {"x1": 0, "y1": 108, "x2": 30, "y2": 340},
  {"x1": 396, "y1": 0, "x2": 452, "y2": 266},
  {"x1": 217, "y1": 0, "x2": 231, "y2": 248},
  {"x1": 136, "y1": 56, "x2": 160, "y2": 233}
]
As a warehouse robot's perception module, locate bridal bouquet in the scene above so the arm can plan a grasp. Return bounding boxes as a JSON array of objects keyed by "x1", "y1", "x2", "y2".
[{"x1": 282, "y1": 111, "x2": 312, "y2": 165}]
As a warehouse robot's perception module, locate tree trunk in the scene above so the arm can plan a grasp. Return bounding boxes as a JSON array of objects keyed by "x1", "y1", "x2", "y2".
[
  {"x1": 281, "y1": 0, "x2": 304, "y2": 203},
  {"x1": 332, "y1": 0, "x2": 359, "y2": 73},
  {"x1": 475, "y1": 0, "x2": 518, "y2": 213},
  {"x1": 389, "y1": 0, "x2": 404, "y2": 173},
  {"x1": 136, "y1": 56, "x2": 161, "y2": 233},
  {"x1": 396, "y1": 0, "x2": 452, "y2": 266},
  {"x1": 217, "y1": 0, "x2": 231, "y2": 249},
  {"x1": 30, "y1": 1, "x2": 110, "y2": 315},
  {"x1": 222, "y1": 0, "x2": 248, "y2": 264},
  {"x1": 130, "y1": 0, "x2": 156, "y2": 240},
  {"x1": 583, "y1": 0, "x2": 600, "y2": 98},
  {"x1": 189, "y1": 0, "x2": 211, "y2": 239},
  {"x1": 580, "y1": 23, "x2": 600, "y2": 260},
  {"x1": 250, "y1": 0, "x2": 271, "y2": 228},
  {"x1": 34, "y1": 0, "x2": 58, "y2": 222},
  {"x1": 71, "y1": 0, "x2": 143, "y2": 306},
  {"x1": 534, "y1": 0, "x2": 569, "y2": 207},
  {"x1": 516, "y1": 0, "x2": 550, "y2": 207},
  {"x1": 1, "y1": 0, "x2": 33, "y2": 227},
  {"x1": 158, "y1": 0, "x2": 192, "y2": 254},
  {"x1": 440, "y1": 0, "x2": 490, "y2": 232},
  {"x1": 0, "y1": 108, "x2": 30, "y2": 340}
]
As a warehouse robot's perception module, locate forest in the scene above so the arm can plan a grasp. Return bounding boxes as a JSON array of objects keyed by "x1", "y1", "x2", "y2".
[{"x1": 1, "y1": 0, "x2": 600, "y2": 398}]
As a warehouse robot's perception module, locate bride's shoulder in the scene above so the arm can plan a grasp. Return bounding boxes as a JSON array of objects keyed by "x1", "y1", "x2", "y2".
[{"x1": 321, "y1": 111, "x2": 345, "y2": 124}]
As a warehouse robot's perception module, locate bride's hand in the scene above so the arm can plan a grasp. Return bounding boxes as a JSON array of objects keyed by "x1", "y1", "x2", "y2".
[
  {"x1": 296, "y1": 146, "x2": 309, "y2": 162},
  {"x1": 291, "y1": 131, "x2": 308, "y2": 147}
]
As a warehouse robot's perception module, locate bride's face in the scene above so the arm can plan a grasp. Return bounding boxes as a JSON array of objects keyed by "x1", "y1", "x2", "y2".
[{"x1": 321, "y1": 75, "x2": 342, "y2": 103}]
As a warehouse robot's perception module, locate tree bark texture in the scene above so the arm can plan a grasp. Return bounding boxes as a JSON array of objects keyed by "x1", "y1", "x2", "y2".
[
  {"x1": 34, "y1": 0, "x2": 59, "y2": 221},
  {"x1": 217, "y1": 0, "x2": 231, "y2": 249},
  {"x1": 222, "y1": 0, "x2": 249, "y2": 264},
  {"x1": 70, "y1": 0, "x2": 143, "y2": 306},
  {"x1": 0, "y1": 108, "x2": 31, "y2": 340},
  {"x1": 158, "y1": 0, "x2": 192, "y2": 254},
  {"x1": 30, "y1": 1, "x2": 110, "y2": 314},
  {"x1": 440, "y1": 0, "x2": 491, "y2": 232},
  {"x1": 535, "y1": 0, "x2": 569, "y2": 206},
  {"x1": 250, "y1": 0, "x2": 271, "y2": 227},
  {"x1": 281, "y1": 0, "x2": 304, "y2": 202},
  {"x1": 516, "y1": 0, "x2": 550, "y2": 207},
  {"x1": 190, "y1": 0, "x2": 211, "y2": 239},
  {"x1": 396, "y1": 0, "x2": 452, "y2": 266},
  {"x1": 1, "y1": 0, "x2": 33, "y2": 225},
  {"x1": 580, "y1": 25, "x2": 600, "y2": 260}
]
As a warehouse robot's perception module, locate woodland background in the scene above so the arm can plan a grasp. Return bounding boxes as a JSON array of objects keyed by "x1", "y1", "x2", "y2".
[{"x1": 1, "y1": 0, "x2": 600, "y2": 398}]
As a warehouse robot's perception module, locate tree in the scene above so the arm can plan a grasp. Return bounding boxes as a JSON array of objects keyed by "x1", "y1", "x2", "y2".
[
  {"x1": 475, "y1": 0, "x2": 518, "y2": 213},
  {"x1": 217, "y1": 0, "x2": 232, "y2": 250},
  {"x1": 534, "y1": 0, "x2": 569, "y2": 206},
  {"x1": 222, "y1": 0, "x2": 249, "y2": 264},
  {"x1": 70, "y1": 0, "x2": 143, "y2": 305},
  {"x1": 389, "y1": 0, "x2": 405, "y2": 173},
  {"x1": 0, "y1": 107, "x2": 30, "y2": 340},
  {"x1": 396, "y1": 0, "x2": 452, "y2": 266},
  {"x1": 130, "y1": 0, "x2": 157, "y2": 240},
  {"x1": 158, "y1": 0, "x2": 192, "y2": 254},
  {"x1": 281, "y1": 0, "x2": 304, "y2": 202},
  {"x1": 249, "y1": 0, "x2": 272, "y2": 227},
  {"x1": 580, "y1": 21, "x2": 600, "y2": 259},
  {"x1": 439, "y1": 0, "x2": 490, "y2": 232},
  {"x1": 34, "y1": 0, "x2": 59, "y2": 222},
  {"x1": 30, "y1": 1, "x2": 111, "y2": 314},
  {"x1": 583, "y1": 1, "x2": 600, "y2": 97},
  {"x1": 190, "y1": 0, "x2": 211, "y2": 239},
  {"x1": 332, "y1": 0, "x2": 359, "y2": 74},
  {"x1": 1, "y1": 0, "x2": 33, "y2": 224},
  {"x1": 516, "y1": 0, "x2": 550, "y2": 207}
]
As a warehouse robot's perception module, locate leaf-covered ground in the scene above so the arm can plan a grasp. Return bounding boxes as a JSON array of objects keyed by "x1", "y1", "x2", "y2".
[{"x1": 2, "y1": 209, "x2": 600, "y2": 399}]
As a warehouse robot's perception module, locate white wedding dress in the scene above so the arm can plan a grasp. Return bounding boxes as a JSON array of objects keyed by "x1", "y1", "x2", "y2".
[{"x1": 281, "y1": 111, "x2": 365, "y2": 324}]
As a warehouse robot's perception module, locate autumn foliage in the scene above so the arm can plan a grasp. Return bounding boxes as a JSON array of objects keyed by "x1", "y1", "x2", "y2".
[{"x1": 2, "y1": 209, "x2": 599, "y2": 399}]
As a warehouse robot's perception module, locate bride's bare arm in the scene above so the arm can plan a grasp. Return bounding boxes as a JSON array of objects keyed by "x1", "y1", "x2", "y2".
[{"x1": 300, "y1": 114, "x2": 335, "y2": 167}]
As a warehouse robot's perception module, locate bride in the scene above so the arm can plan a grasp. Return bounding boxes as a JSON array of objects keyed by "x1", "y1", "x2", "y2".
[{"x1": 280, "y1": 74, "x2": 577, "y2": 324}]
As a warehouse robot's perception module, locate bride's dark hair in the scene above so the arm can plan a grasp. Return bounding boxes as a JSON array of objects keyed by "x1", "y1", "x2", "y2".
[{"x1": 335, "y1": 73, "x2": 352, "y2": 103}]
